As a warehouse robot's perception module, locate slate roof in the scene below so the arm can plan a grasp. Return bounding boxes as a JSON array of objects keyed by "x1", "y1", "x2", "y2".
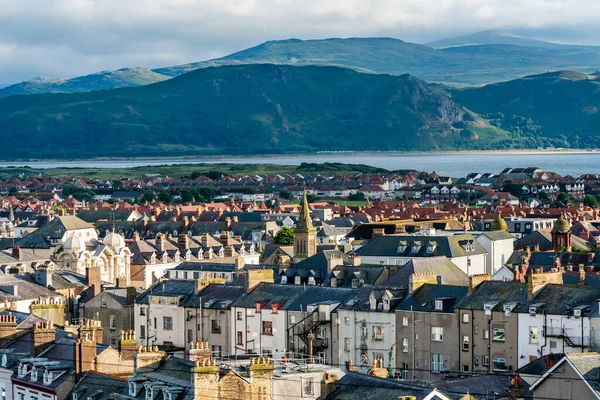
[
  {"x1": 335, "y1": 286, "x2": 406, "y2": 312},
  {"x1": 0, "y1": 273, "x2": 63, "y2": 300},
  {"x1": 457, "y1": 281, "x2": 529, "y2": 310},
  {"x1": 383, "y1": 257, "x2": 469, "y2": 287},
  {"x1": 325, "y1": 266, "x2": 387, "y2": 288},
  {"x1": 506, "y1": 251, "x2": 600, "y2": 269},
  {"x1": 515, "y1": 284, "x2": 600, "y2": 316},
  {"x1": 70, "y1": 371, "x2": 128, "y2": 400},
  {"x1": 136, "y1": 279, "x2": 197, "y2": 304},
  {"x1": 479, "y1": 231, "x2": 515, "y2": 241},
  {"x1": 518, "y1": 353, "x2": 565, "y2": 376},
  {"x1": 77, "y1": 210, "x2": 138, "y2": 223},
  {"x1": 354, "y1": 234, "x2": 486, "y2": 258},
  {"x1": 325, "y1": 372, "x2": 433, "y2": 400},
  {"x1": 285, "y1": 286, "x2": 357, "y2": 311},
  {"x1": 396, "y1": 284, "x2": 469, "y2": 313},
  {"x1": 232, "y1": 282, "x2": 306, "y2": 309},
  {"x1": 180, "y1": 284, "x2": 245, "y2": 308},
  {"x1": 171, "y1": 262, "x2": 238, "y2": 272},
  {"x1": 514, "y1": 229, "x2": 591, "y2": 252},
  {"x1": 564, "y1": 353, "x2": 600, "y2": 395}
]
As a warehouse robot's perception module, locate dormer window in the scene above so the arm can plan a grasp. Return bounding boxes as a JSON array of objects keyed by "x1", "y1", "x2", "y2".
[
  {"x1": 185, "y1": 251, "x2": 191, "y2": 261},
  {"x1": 18, "y1": 363, "x2": 26, "y2": 377},
  {"x1": 280, "y1": 275, "x2": 287, "y2": 284},
  {"x1": 295, "y1": 276, "x2": 301, "y2": 285},
  {"x1": 427, "y1": 241, "x2": 437, "y2": 254},
  {"x1": 352, "y1": 279, "x2": 359, "y2": 288},
  {"x1": 31, "y1": 366, "x2": 38, "y2": 381},
  {"x1": 174, "y1": 253, "x2": 180, "y2": 262},
  {"x1": 330, "y1": 277, "x2": 337, "y2": 287},
  {"x1": 308, "y1": 276, "x2": 315, "y2": 285},
  {"x1": 434, "y1": 300, "x2": 443, "y2": 310},
  {"x1": 162, "y1": 253, "x2": 168, "y2": 263},
  {"x1": 151, "y1": 254, "x2": 156, "y2": 264},
  {"x1": 218, "y1": 248, "x2": 224, "y2": 258},
  {"x1": 43, "y1": 370, "x2": 52, "y2": 385},
  {"x1": 73, "y1": 393, "x2": 78, "y2": 400},
  {"x1": 1, "y1": 354, "x2": 6, "y2": 367},
  {"x1": 397, "y1": 241, "x2": 408, "y2": 254},
  {"x1": 411, "y1": 242, "x2": 422, "y2": 253}
]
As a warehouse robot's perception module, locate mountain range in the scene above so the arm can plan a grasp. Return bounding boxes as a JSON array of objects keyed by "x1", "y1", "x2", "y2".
[
  {"x1": 0, "y1": 64, "x2": 511, "y2": 159},
  {"x1": 1, "y1": 31, "x2": 600, "y2": 98}
]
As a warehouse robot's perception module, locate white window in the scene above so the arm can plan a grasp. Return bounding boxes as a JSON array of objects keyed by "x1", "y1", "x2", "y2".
[
  {"x1": 482, "y1": 355, "x2": 490, "y2": 366},
  {"x1": 462, "y1": 336, "x2": 469, "y2": 351},
  {"x1": 344, "y1": 317, "x2": 350, "y2": 325},
  {"x1": 483, "y1": 329, "x2": 489, "y2": 339},
  {"x1": 492, "y1": 357, "x2": 506, "y2": 371},
  {"x1": 344, "y1": 338, "x2": 351, "y2": 351},
  {"x1": 402, "y1": 317, "x2": 409, "y2": 326},
  {"x1": 434, "y1": 300, "x2": 443, "y2": 310},
  {"x1": 462, "y1": 313, "x2": 469, "y2": 323},
  {"x1": 492, "y1": 328, "x2": 505, "y2": 342},
  {"x1": 361, "y1": 326, "x2": 368, "y2": 339},
  {"x1": 431, "y1": 327, "x2": 444, "y2": 341},
  {"x1": 373, "y1": 326, "x2": 384, "y2": 341},
  {"x1": 402, "y1": 338, "x2": 409, "y2": 352},
  {"x1": 529, "y1": 326, "x2": 539, "y2": 344},
  {"x1": 290, "y1": 315, "x2": 296, "y2": 324},
  {"x1": 110, "y1": 315, "x2": 116, "y2": 330},
  {"x1": 163, "y1": 316, "x2": 173, "y2": 330},
  {"x1": 431, "y1": 354, "x2": 444, "y2": 372}
]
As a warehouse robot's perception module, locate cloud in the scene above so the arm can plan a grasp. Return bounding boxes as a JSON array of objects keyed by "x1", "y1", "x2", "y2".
[{"x1": 0, "y1": 0, "x2": 599, "y2": 83}]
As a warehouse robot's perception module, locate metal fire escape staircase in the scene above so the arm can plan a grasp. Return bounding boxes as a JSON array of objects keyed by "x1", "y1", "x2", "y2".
[{"x1": 287, "y1": 309, "x2": 329, "y2": 355}]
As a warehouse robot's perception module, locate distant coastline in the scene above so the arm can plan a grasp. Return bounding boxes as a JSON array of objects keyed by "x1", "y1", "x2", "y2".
[{"x1": 4, "y1": 148, "x2": 600, "y2": 164}]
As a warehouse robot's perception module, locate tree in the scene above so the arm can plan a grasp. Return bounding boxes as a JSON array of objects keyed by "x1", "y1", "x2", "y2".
[
  {"x1": 279, "y1": 190, "x2": 292, "y2": 199},
  {"x1": 273, "y1": 226, "x2": 294, "y2": 245},
  {"x1": 112, "y1": 180, "x2": 123, "y2": 189},
  {"x1": 501, "y1": 180, "x2": 522, "y2": 198},
  {"x1": 583, "y1": 194, "x2": 598, "y2": 208},
  {"x1": 538, "y1": 191, "x2": 549, "y2": 201},
  {"x1": 158, "y1": 190, "x2": 173, "y2": 204},
  {"x1": 556, "y1": 192, "x2": 570, "y2": 204},
  {"x1": 8, "y1": 187, "x2": 17, "y2": 196},
  {"x1": 306, "y1": 194, "x2": 318, "y2": 203},
  {"x1": 138, "y1": 192, "x2": 156, "y2": 203},
  {"x1": 348, "y1": 191, "x2": 366, "y2": 201},
  {"x1": 180, "y1": 189, "x2": 195, "y2": 204}
]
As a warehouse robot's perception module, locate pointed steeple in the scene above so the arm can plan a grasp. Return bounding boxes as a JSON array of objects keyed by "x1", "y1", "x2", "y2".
[
  {"x1": 8, "y1": 206, "x2": 14, "y2": 223},
  {"x1": 296, "y1": 189, "x2": 314, "y2": 232}
]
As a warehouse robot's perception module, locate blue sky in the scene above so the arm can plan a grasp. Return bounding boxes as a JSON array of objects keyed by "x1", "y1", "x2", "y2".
[{"x1": 1, "y1": 0, "x2": 599, "y2": 84}]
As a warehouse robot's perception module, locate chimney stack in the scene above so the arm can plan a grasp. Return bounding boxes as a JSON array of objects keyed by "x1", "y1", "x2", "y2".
[
  {"x1": 86, "y1": 264, "x2": 101, "y2": 287},
  {"x1": 11, "y1": 246, "x2": 21, "y2": 261},
  {"x1": 0, "y1": 314, "x2": 17, "y2": 344},
  {"x1": 126, "y1": 287, "x2": 137, "y2": 305},
  {"x1": 32, "y1": 321, "x2": 55, "y2": 356},
  {"x1": 156, "y1": 233, "x2": 166, "y2": 252},
  {"x1": 178, "y1": 234, "x2": 189, "y2": 250},
  {"x1": 119, "y1": 330, "x2": 138, "y2": 361},
  {"x1": 35, "y1": 264, "x2": 53, "y2": 288},
  {"x1": 74, "y1": 334, "x2": 97, "y2": 376}
]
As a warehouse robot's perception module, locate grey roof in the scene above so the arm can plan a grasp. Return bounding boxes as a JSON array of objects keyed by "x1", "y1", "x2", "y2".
[
  {"x1": 232, "y1": 282, "x2": 307, "y2": 309},
  {"x1": 180, "y1": 284, "x2": 245, "y2": 308},
  {"x1": 70, "y1": 372, "x2": 128, "y2": 400},
  {"x1": 0, "y1": 273, "x2": 63, "y2": 300},
  {"x1": 506, "y1": 251, "x2": 600, "y2": 269},
  {"x1": 396, "y1": 284, "x2": 469, "y2": 313},
  {"x1": 335, "y1": 286, "x2": 406, "y2": 312},
  {"x1": 479, "y1": 230, "x2": 514, "y2": 241},
  {"x1": 76, "y1": 210, "x2": 138, "y2": 223},
  {"x1": 354, "y1": 234, "x2": 487, "y2": 258},
  {"x1": 514, "y1": 230, "x2": 591, "y2": 252},
  {"x1": 518, "y1": 353, "x2": 565, "y2": 376},
  {"x1": 285, "y1": 286, "x2": 358, "y2": 311},
  {"x1": 325, "y1": 266, "x2": 386, "y2": 288},
  {"x1": 564, "y1": 353, "x2": 600, "y2": 395},
  {"x1": 136, "y1": 279, "x2": 196, "y2": 304},
  {"x1": 383, "y1": 257, "x2": 469, "y2": 287},
  {"x1": 325, "y1": 372, "x2": 434, "y2": 400},
  {"x1": 457, "y1": 281, "x2": 529, "y2": 311},
  {"x1": 172, "y1": 262, "x2": 238, "y2": 272},
  {"x1": 514, "y1": 284, "x2": 600, "y2": 316}
]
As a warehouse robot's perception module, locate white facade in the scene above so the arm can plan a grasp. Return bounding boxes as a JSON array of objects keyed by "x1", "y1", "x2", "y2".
[
  {"x1": 333, "y1": 308, "x2": 397, "y2": 373},
  {"x1": 230, "y1": 305, "x2": 288, "y2": 357},
  {"x1": 358, "y1": 254, "x2": 486, "y2": 276},
  {"x1": 517, "y1": 311, "x2": 591, "y2": 368},
  {"x1": 135, "y1": 298, "x2": 186, "y2": 348},
  {"x1": 475, "y1": 234, "x2": 514, "y2": 276}
]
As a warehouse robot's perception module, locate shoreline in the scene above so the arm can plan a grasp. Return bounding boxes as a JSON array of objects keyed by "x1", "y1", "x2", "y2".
[{"x1": 2, "y1": 148, "x2": 599, "y2": 164}]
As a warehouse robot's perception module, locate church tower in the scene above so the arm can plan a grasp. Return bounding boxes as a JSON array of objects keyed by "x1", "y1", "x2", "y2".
[
  {"x1": 551, "y1": 213, "x2": 571, "y2": 252},
  {"x1": 293, "y1": 189, "x2": 317, "y2": 262}
]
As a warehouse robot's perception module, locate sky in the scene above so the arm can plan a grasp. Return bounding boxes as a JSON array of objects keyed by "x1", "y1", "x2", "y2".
[{"x1": 1, "y1": 0, "x2": 600, "y2": 84}]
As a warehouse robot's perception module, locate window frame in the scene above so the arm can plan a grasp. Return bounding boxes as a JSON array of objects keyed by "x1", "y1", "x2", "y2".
[
  {"x1": 492, "y1": 328, "x2": 506, "y2": 342},
  {"x1": 431, "y1": 326, "x2": 444, "y2": 342},
  {"x1": 163, "y1": 316, "x2": 173, "y2": 330}
]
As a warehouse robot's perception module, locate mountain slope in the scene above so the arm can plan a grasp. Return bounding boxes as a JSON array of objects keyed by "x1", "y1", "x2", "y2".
[
  {"x1": 426, "y1": 30, "x2": 588, "y2": 49},
  {"x1": 451, "y1": 71, "x2": 600, "y2": 148},
  {"x1": 0, "y1": 64, "x2": 507, "y2": 159},
  {"x1": 154, "y1": 37, "x2": 600, "y2": 85},
  {"x1": 0, "y1": 68, "x2": 170, "y2": 98}
]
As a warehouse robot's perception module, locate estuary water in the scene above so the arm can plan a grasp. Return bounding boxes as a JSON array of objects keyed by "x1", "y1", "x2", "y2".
[{"x1": 2, "y1": 152, "x2": 600, "y2": 177}]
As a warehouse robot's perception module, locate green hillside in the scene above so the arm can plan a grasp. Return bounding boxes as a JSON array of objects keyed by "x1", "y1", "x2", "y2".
[
  {"x1": 451, "y1": 71, "x2": 600, "y2": 148},
  {"x1": 0, "y1": 68, "x2": 170, "y2": 98},
  {"x1": 0, "y1": 64, "x2": 509, "y2": 159},
  {"x1": 154, "y1": 37, "x2": 600, "y2": 86}
]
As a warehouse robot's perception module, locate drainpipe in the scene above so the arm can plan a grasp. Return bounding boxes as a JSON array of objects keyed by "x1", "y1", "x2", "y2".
[
  {"x1": 471, "y1": 309, "x2": 475, "y2": 373},
  {"x1": 411, "y1": 305, "x2": 416, "y2": 380},
  {"x1": 488, "y1": 312, "x2": 493, "y2": 373},
  {"x1": 540, "y1": 311, "x2": 547, "y2": 357}
]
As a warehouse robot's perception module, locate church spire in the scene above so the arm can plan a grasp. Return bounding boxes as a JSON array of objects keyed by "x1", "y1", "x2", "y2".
[{"x1": 296, "y1": 189, "x2": 314, "y2": 232}]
